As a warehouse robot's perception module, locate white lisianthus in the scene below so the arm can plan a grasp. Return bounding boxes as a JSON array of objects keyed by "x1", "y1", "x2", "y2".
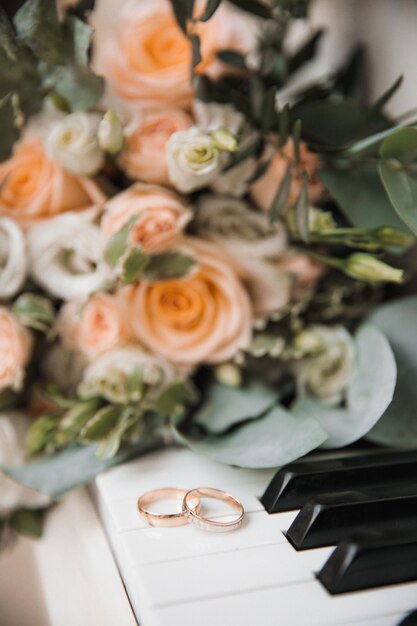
[
  {"x1": 0, "y1": 413, "x2": 51, "y2": 518},
  {"x1": 194, "y1": 195, "x2": 291, "y2": 314},
  {"x1": 193, "y1": 101, "x2": 244, "y2": 135},
  {"x1": 0, "y1": 218, "x2": 27, "y2": 300},
  {"x1": 98, "y1": 110, "x2": 124, "y2": 155},
  {"x1": 78, "y1": 346, "x2": 176, "y2": 404},
  {"x1": 45, "y1": 112, "x2": 104, "y2": 176},
  {"x1": 27, "y1": 210, "x2": 110, "y2": 300},
  {"x1": 293, "y1": 325, "x2": 356, "y2": 406},
  {"x1": 167, "y1": 128, "x2": 227, "y2": 193}
]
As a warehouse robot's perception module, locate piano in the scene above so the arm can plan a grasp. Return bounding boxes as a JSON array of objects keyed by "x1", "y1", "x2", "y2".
[{"x1": 85, "y1": 446, "x2": 417, "y2": 626}]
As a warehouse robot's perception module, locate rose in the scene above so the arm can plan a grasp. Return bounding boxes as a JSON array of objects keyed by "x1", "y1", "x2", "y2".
[
  {"x1": 58, "y1": 292, "x2": 127, "y2": 360},
  {"x1": 167, "y1": 128, "x2": 226, "y2": 193},
  {"x1": 0, "y1": 308, "x2": 32, "y2": 392},
  {"x1": 78, "y1": 345, "x2": 176, "y2": 403},
  {"x1": 45, "y1": 112, "x2": 104, "y2": 177},
  {"x1": 0, "y1": 413, "x2": 51, "y2": 519},
  {"x1": 293, "y1": 325, "x2": 356, "y2": 406},
  {"x1": 101, "y1": 183, "x2": 191, "y2": 253},
  {"x1": 119, "y1": 109, "x2": 193, "y2": 186},
  {"x1": 250, "y1": 141, "x2": 325, "y2": 212},
  {"x1": 92, "y1": 0, "x2": 257, "y2": 109},
  {"x1": 27, "y1": 210, "x2": 110, "y2": 301},
  {"x1": 0, "y1": 136, "x2": 106, "y2": 228},
  {"x1": 123, "y1": 238, "x2": 252, "y2": 366},
  {"x1": 0, "y1": 218, "x2": 27, "y2": 300}
]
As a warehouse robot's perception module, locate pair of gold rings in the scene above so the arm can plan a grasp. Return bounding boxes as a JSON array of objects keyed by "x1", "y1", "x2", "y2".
[{"x1": 137, "y1": 487, "x2": 244, "y2": 533}]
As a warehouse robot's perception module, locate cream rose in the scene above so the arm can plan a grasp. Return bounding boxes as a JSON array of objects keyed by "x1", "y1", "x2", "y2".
[
  {"x1": 123, "y1": 239, "x2": 252, "y2": 366},
  {"x1": 101, "y1": 183, "x2": 191, "y2": 253},
  {"x1": 92, "y1": 0, "x2": 257, "y2": 109},
  {"x1": 0, "y1": 218, "x2": 27, "y2": 300},
  {"x1": 293, "y1": 325, "x2": 356, "y2": 406},
  {"x1": 0, "y1": 136, "x2": 106, "y2": 228},
  {"x1": 0, "y1": 413, "x2": 51, "y2": 518},
  {"x1": 27, "y1": 210, "x2": 110, "y2": 301},
  {"x1": 119, "y1": 109, "x2": 193, "y2": 186},
  {"x1": 58, "y1": 292, "x2": 127, "y2": 360},
  {"x1": 250, "y1": 141, "x2": 325, "y2": 212},
  {"x1": 78, "y1": 345, "x2": 176, "y2": 403},
  {"x1": 0, "y1": 308, "x2": 32, "y2": 392},
  {"x1": 45, "y1": 112, "x2": 104, "y2": 177}
]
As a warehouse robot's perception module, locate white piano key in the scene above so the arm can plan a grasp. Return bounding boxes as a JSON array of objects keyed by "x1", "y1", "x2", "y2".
[
  {"x1": 120, "y1": 510, "x2": 291, "y2": 566},
  {"x1": 149, "y1": 580, "x2": 417, "y2": 626}
]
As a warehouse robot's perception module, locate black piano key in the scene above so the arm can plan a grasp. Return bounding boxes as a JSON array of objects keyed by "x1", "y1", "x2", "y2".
[
  {"x1": 397, "y1": 611, "x2": 417, "y2": 626},
  {"x1": 317, "y1": 530, "x2": 417, "y2": 594},
  {"x1": 286, "y1": 491, "x2": 417, "y2": 550},
  {"x1": 261, "y1": 449, "x2": 417, "y2": 513}
]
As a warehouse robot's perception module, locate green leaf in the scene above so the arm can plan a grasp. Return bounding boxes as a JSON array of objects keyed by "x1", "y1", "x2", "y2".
[
  {"x1": 42, "y1": 64, "x2": 105, "y2": 112},
  {"x1": 379, "y1": 162, "x2": 417, "y2": 236},
  {"x1": 10, "y1": 508, "x2": 45, "y2": 538},
  {"x1": 270, "y1": 163, "x2": 292, "y2": 222},
  {"x1": 26, "y1": 415, "x2": 59, "y2": 456},
  {"x1": 169, "y1": 0, "x2": 195, "y2": 33},
  {"x1": 55, "y1": 399, "x2": 101, "y2": 448},
  {"x1": 105, "y1": 216, "x2": 138, "y2": 266},
  {"x1": 278, "y1": 104, "x2": 290, "y2": 147},
  {"x1": 294, "y1": 171, "x2": 309, "y2": 243},
  {"x1": 79, "y1": 405, "x2": 123, "y2": 442},
  {"x1": 156, "y1": 381, "x2": 199, "y2": 416},
  {"x1": 380, "y1": 126, "x2": 417, "y2": 165},
  {"x1": 371, "y1": 75, "x2": 403, "y2": 114},
  {"x1": 190, "y1": 34, "x2": 202, "y2": 69},
  {"x1": 223, "y1": 137, "x2": 262, "y2": 172},
  {"x1": 66, "y1": 16, "x2": 92, "y2": 67},
  {"x1": 366, "y1": 297, "x2": 417, "y2": 447},
  {"x1": 193, "y1": 381, "x2": 278, "y2": 434},
  {"x1": 121, "y1": 247, "x2": 149, "y2": 284},
  {"x1": 12, "y1": 293, "x2": 55, "y2": 332},
  {"x1": 96, "y1": 408, "x2": 133, "y2": 459},
  {"x1": 144, "y1": 251, "x2": 197, "y2": 282},
  {"x1": 293, "y1": 324, "x2": 397, "y2": 448},
  {"x1": 319, "y1": 166, "x2": 411, "y2": 232},
  {"x1": 261, "y1": 87, "x2": 277, "y2": 133},
  {"x1": 228, "y1": 0, "x2": 272, "y2": 19},
  {"x1": 292, "y1": 119, "x2": 302, "y2": 163},
  {"x1": 199, "y1": 0, "x2": 223, "y2": 21},
  {"x1": 174, "y1": 404, "x2": 327, "y2": 468},
  {"x1": 217, "y1": 49, "x2": 246, "y2": 70},
  {"x1": 13, "y1": 0, "x2": 67, "y2": 65},
  {"x1": 0, "y1": 94, "x2": 20, "y2": 161},
  {"x1": 0, "y1": 7, "x2": 22, "y2": 63},
  {"x1": 3, "y1": 435, "x2": 161, "y2": 497},
  {"x1": 288, "y1": 30, "x2": 324, "y2": 75}
]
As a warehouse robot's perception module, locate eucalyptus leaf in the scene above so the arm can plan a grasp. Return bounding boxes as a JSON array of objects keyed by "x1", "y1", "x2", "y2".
[
  {"x1": 293, "y1": 324, "x2": 397, "y2": 448},
  {"x1": 193, "y1": 381, "x2": 278, "y2": 434},
  {"x1": 122, "y1": 247, "x2": 149, "y2": 284},
  {"x1": 0, "y1": 94, "x2": 20, "y2": 161},
  {"x1": 43, "y1": 64, "x2": 104, "y2": 112},
  {"x1": 2, "y1": 436, "x2": 161, "y2": 497},
  {"x1": 14, "y1": 0, "x2": 67, "y2": 65},
  {"x1": 156, "y1": 381, "x2": 199, "y2": 416},
  {"x1": 174, "y1": 404, "x2": 327, "y2": 468},
  {"x1": 0, "y1": 7, "x2": 21, "y2": 63},
  {"x1": 379, "y1": 162, "x2": 417, "y2": 236},
  {"x1": 105, "y1": 216, "x2": 138, "y2": 266},
  {"x1": 66, "y1": 16, "x2": 92, "y2": 67},
  {"x1": 380, "y1": 126, "x2": 417, "y2": 165},
  {"x1": 144, "y1": 251, "x2": 196, "y2": 281},
  {"x1": 366, "y1": 297, "x2": 417, "y2": 447}
]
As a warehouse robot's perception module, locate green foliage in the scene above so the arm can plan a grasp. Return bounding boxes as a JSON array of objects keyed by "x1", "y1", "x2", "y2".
[
  {"x1": 105, "y1": 217, "x2": 138, "y2": 266},
  {"x1": 144, "y1": 251, "x2": 197, "y2": 281},
  {"x1": 0, "y1": 95, "x2": 20, "y2": 161},
  {"x1": 12, "y1": 293, "x2": 55, "y2": 332},
  {"x1": 10, "y1": 508, "x2": 45, "y2": 538},
  {"x1": 121, "y1": 247, "x2": 149, "y2": 284},
  {"x1": 155, "y1": 381, "x2": 199, "y2": 417}
]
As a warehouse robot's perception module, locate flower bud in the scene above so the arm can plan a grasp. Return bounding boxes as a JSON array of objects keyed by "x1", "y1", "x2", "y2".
[
  {"x1": 287, "y1": 206, "x2": 335, "y2": 236},
  {"x1": 374, "y1": 227, "x2": 414, "y2": 247},
  {"x1": 215, "y1": 363, "x2": 242, "y2": 387},
  {"x1": 210, "y1": 128, "x2": 238, "y2": 152},
  {"x1": 345, "y1": 253, "x2": 404, "y2": 284},
  {"x1": 293, "y1": 328, "x2": 322, "y2": 355},
  {"x1": 98, "y1": 110, "x2": 124, "y2": 155}
]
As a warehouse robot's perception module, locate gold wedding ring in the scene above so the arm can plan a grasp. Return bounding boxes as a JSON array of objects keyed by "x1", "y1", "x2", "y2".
[
  {"x1": 137, "y1": 487, "x2": 200, "y2": 527},
  {"x1": 182, "y1": 487, "x2": 245, "y2": 532}
]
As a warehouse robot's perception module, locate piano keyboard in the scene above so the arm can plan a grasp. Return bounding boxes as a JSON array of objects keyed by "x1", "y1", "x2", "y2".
[{"x1": 92, "y1": 447, "x2": 417, "y2": 626}]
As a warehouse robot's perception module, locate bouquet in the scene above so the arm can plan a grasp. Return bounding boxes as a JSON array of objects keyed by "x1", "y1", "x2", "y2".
[{"x1": 1, "y1": 0, "x2": 417, "y2": 540}]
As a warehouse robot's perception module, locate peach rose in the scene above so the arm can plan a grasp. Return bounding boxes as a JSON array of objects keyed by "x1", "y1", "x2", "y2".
[
  {"x1": 92, "y1": 0, "x2": 257, "y2": 109},
  {"x1": 0, "y1": 308, "x2": 32, "y2": 392},
  {"x1": 122, "y1": 239, "x2": 252, "y2": 366},
  {"x1": 119, "y1": 109, "x2": 193, "y2": 185},
  {"x1": 0, "y1": 136, "x2": 106, "y2": 228},
  {"x1": 101, "y1": 183, "x2": 191, "y2": 253},
  {"x1": 58, "y1": 292, "x2": 127, "y2": 360},
  {"x1": 250, "y1": 141, "x2": 324, "y2": 213}
]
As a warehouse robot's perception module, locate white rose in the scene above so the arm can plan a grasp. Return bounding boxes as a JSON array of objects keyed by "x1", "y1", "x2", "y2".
[
  {"x1": 45, "y1": 112, "x2": 104, "y2": 176},
  {"x1": 194, "y1": 195, "x2": 291, "y2": 314},
  {"x1": 78, "y1": 346, "x2": 176, "y2": 403},
  {"x1": 0, "y1": 218, "x2": 27, "y2": 300},
  {"x1": 293, "y1": 325, "x2": 356, "y2": 406},
  {"x1": 27, "y1": 210, "x2": 110, "y2": 300},
  {"x1": 167, "y1": 128, "x2": 226, "y2": 193},
  {"x1": 0, "y1": 413, "x2": 51, "y2": 519}
]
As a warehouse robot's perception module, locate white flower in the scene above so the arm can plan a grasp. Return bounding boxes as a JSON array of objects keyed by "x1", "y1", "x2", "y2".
[
  {"x1": 0, "y1": 218, "x2": 27, "y2": 300},
  {"x1": 98, "y1": 110, "x2": 124, "y2": 155},
  {"x1": 27, "y1": 210, "x2": 110, "y2": 300},
  {"x1": 194, "y1": 195, "x2": 291, "y2": 314},
  {"x1": 293, "y1": 325, "x2": 356, "y2": 406},
  {"x1": 45, "y1": 112, "x2": 104, "y2": 176},
  {"x1": 0, "y1": 413, "x2": 51, "y2": 518},
  {"x1": 78, "y1": 346, "x2": 176, "y2": 403},
  {"x1": 193, "y1": 101, "x2": 244, "y2": 135},
  {"x1": 167, "y1": 128, "x2": 226, "y2": 193}
]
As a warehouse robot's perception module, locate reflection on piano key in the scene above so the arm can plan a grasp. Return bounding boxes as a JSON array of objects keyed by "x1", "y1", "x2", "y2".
[
  {"x1": 261, "y1": 449, "x2": 417, "y2": 513},
  {"x1": 317, "y1": 530, "x2": 417, "y2": 593}
]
